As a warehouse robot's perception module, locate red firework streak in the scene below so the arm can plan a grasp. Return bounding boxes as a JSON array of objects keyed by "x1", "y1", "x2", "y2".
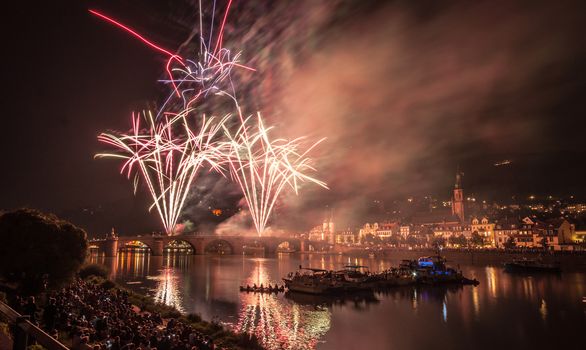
[
  {"x1": 88, "y1": 4, "x2": 253, "y2": 100},
  {"x1": 88, "y1": 9, "x2": 184, "y2": 96}
]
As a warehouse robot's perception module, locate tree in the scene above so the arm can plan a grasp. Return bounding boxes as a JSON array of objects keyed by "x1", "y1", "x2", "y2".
[
  {"x1": 385, "y1": 235, "x2": 400, "y2": 246},
  {"x1": 406, "y1": 235, "x2": 421, "y2": 247},
  {"x1": 0, "y1": 209, "x2": 88, "y2": 292},
  {"x1": 503, "y1": 236, "x2": 516, "y2": 250},
  {"x1": 539, "y1": 236, "x2": 549, "y2": 250},
  {"x1": 432, "y1": 236, "x2": 446, "y2": 248},
  {"x1": 363, "y1": 233, "x2": 382, "y2": 245},
  {"x1": 449, "y1": 235, "x2": 468, "y2": 247},
  {"x1": 470, "y1": 232, "x2": 484, "y2": 247}
]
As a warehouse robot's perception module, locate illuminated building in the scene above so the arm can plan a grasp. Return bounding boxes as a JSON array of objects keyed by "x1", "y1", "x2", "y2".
[
  {"x1": 323, "y1": 209, "x2": 335, "y2": 244},
  {"x1": 470, "y1": 217, "x2": 495, "y2": 247},
  {"x1": 432, "y1": 223, "x2": 471, "y2": 240},
  {"x1": 400, "y1": 225, "x2": 411, "y2": 239},
  {"x1": 493, "y1": 218, "x2": 519, "y2": 248},
  {"x1": 532, "y1": 218, "x2": 576, "y2": 251},
  {"x1": 564, "y1": 203, "x2": 586, "y2": 213},
  {"x1": 452, "y1": 170, "x2": 465, "y2": 222},
  {"x1": 308, "y1": 209, "x2": 335, "y2": 244},
  {"x1": 358, "y1": 221, "x2": 399, "y2": 241},
  {"x1": 335, "y1": 229, "x2": 357, "y2": 244},
  {"x1": 513, "y1": 217, "x2": 536, "y2": 247},
  {"x1": 493, "y1": 217, "x2": 540, "y2": 249},
  {"x1": 573, "y1": 230, "x2": 586, "y2": 243},
  {"x1": 358, "y1": 222, "x2": 378, "y2": 240}
]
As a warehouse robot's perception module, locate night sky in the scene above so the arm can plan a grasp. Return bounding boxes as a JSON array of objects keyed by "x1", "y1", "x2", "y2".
[{"x1": 1, "y1": 0, "x2": 586, "y2": 235}]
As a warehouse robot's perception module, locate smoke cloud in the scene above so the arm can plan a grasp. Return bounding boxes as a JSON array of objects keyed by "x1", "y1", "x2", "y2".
[{"x1": 172, "y1": 0, "x2": 586, "y2": 231}]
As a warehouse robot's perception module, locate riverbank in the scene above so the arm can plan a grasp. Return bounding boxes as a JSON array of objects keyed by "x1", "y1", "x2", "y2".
[
  {"x1": 340, "y1": 248, "x2": 586, "y2": 270},
  {"x1": 84, "y1": 275, "x2": 264, "y2": 350},
  {"x1": 1, "y1": 271, "x2": 264, "y2": 350}
]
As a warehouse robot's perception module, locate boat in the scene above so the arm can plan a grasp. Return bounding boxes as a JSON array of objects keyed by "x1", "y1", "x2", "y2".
[
  {"x1": 239, "y1": 285, "x2": 285, "y2": 293},
  {"x1": 339, "y1": 265, "x2": 371, "y2": 283},
  {"x1": 283, "y1": 257, "x2": 479, "y2": 295},
  {"x1": 377, "y1": 267, "x2": 416, "y2": 287},
  {"x1": 334, "y1": 265, "x2": 382, "y2": 291},
  {"x1": 504, "y1": 258, "x2": 561, "y2": 273},
  {"x1": 410, "y1": 255, "x2": 479, "y2": 286},
  {"x1": 283, "y1": 268, "x2": 343, "y2": 294}
]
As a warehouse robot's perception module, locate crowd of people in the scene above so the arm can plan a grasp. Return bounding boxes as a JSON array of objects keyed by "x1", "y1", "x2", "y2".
[{"x1": 13, "y1": 279, "x2": 216, "y2": 350}]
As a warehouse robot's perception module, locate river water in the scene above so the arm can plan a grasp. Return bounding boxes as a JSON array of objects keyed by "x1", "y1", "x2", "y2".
[{"x1": 91, "y1": 252, "x2": 585, "y2": 350}]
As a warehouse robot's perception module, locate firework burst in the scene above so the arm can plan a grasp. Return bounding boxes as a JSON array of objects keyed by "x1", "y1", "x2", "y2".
[
  {"x1": 92, "y1": 1, "x2": 328, "y2": 235},
  {"x1": 221, "y1": 114, "x2": 328, "y2": 235},
  {"x1": 96, "y1": 110, "x2": 228, "y2": 234}
]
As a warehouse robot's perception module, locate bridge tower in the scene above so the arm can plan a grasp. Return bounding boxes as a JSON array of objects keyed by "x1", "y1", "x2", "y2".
[{"x1": 103, "y1": 228, "x2": 119, "y2": 257}]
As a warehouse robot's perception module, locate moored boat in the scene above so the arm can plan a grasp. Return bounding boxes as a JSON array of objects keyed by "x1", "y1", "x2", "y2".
[
  {"x1": 410, "y1": 255, "x2": 479, "y2": 286},
  {"x1": 283, "y1": 257, "x2": 478, "y2": 295},
  {"x1": 335, "y1": 265, "x2": 381, "y2": 291},
  {"x1": 283, "y1": 268, "x2": 343, "y2": 295},
  {"x1": 504, "y1": 258, "x2": 561, "y2": 273}
]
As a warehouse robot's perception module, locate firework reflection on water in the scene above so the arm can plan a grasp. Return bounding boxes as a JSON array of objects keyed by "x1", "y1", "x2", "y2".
[{"x1": 234, "y1": 261, "x2": 331, "y2": 350}]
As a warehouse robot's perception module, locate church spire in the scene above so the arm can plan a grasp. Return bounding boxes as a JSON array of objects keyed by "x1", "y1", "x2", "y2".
[
  {"x1": 455, "y1": 165, "x2": 462, "y2": 189},
  {"x1": 452, "y1": 168, "x2": 465, "y2": 222}
]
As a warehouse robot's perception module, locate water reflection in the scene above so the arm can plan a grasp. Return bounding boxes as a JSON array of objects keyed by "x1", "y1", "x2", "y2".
[
  {"x1": 90, "y1": 252, "x2": 586, "y2": 350},
  {"x1": 539, "y1": 299, "x2": 547, "y2": 321},
  {"x1": 117, "y1": 251, "x2": 150, "y2": 277},
  {"x1": 236, "y1": 291, "x2": 331, "y2": 350},
  {"x1": 285, "y1": 291, "x2": 380, "y2": 309},
  {"x1": 151, "y1": 266, "x2": 184, "y2": 312},
  {"x1": 235, "y1": 259, "x2": 332, "y2": 349}
]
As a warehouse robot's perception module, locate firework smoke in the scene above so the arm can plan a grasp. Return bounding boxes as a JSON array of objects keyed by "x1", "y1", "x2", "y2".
[{"x1": 220, "y1": 114, "x2": 328, "y2": 234}]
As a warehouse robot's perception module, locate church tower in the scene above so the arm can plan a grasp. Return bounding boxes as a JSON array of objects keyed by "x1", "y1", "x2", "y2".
[
  {"x1": 328, "y1": 209, "x2": 335, "y2": 244},
  {"x1": 451, "y1": 170, "x2": 465, "y2": 222}
]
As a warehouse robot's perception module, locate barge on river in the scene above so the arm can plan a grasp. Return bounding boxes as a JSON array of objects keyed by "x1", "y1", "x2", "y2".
[
  {"x1": 283, "y1": 255, "x2": 479, "y2": 295},
  {"x1": 504, "y1": 258, "x2": 561, "y2": 273}
]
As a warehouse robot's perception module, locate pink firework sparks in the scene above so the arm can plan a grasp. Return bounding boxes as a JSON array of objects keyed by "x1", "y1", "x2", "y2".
[
  {"x1": 96, "y1": 110, "x2": 228, "y2": 234},
  {"x1": 94, "y1": 1, "x2": 327, "y2": 236},
  {"x1": 89, "y1": 7, "x2": 255, "y2": 113},
  {"x1": 220, "y1": 114, "x2": 328, "y2": 235}
]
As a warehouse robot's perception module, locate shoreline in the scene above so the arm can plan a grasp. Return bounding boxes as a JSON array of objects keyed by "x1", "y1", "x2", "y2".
[
  {"x1": 0, "y1": 273, "x2": 264, "y2": 350},
  {"x1": 87, "y1": 275, "x2": 264, "y2": 350}
]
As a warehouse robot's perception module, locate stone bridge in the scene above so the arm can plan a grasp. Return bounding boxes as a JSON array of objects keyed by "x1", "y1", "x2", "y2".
[{"x1": 88, "y1": 233, "x2": 330, "y2": 257}]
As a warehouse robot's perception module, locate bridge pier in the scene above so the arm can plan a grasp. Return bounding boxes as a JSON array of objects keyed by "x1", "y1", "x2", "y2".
[
  {"x1": 103, "y1": 237, "x2": 118, "y2": 257},
  {"x1": 151, "y1": 238, "x2": 164, "y2": 256},
  {"x1": 300, "y1": 239, "x2": 308, "y2": 252}
]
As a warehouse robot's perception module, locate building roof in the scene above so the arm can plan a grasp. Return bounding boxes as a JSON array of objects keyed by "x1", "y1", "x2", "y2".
[
  {"x1": 412, "y1": 210, "x2": 461, "y2": 225},
  {"x1": 534, "y1": 218, "x2": 570, "y2": 230},
  {"x1": 494, "y1": 218, "x2": 520, "y2": 230}
]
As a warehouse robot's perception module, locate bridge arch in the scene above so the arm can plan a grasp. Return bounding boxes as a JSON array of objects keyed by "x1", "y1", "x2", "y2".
[
  {"x1": 242, "y1": 240, "x2": 268, "y2": 255},
  {"x1": 164, "y1": 239, "x2": 196, "y2": 254},
  {"x1": 119, "y1": 240, "x2": 152, "y2": 253},
  {"x1": 204, "y1": 239, "x2": 234, "y2": 255},
  {"x1": 275, "y1": 240, "x2": 299, "y2": 253}
]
